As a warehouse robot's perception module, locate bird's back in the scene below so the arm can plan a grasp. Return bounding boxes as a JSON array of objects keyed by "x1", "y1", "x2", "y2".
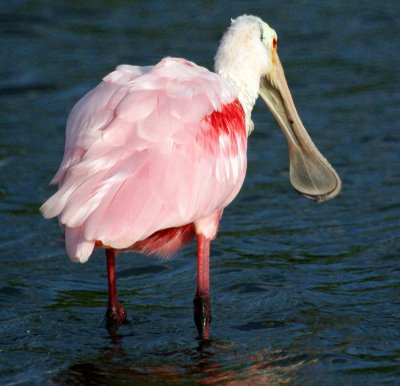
[{"x1": 41, "y1": 58, "x2": 247, "y2": 262}]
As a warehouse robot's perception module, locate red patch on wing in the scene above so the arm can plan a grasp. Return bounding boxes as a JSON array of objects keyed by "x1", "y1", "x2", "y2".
[{"x1": 196, "y1": 99, "x2": 246, "y2": 155}]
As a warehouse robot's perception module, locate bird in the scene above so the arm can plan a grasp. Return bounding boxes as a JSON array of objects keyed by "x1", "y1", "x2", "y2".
[{"x1": 40, "y1": 15, "x2": 341, "y2": 339}]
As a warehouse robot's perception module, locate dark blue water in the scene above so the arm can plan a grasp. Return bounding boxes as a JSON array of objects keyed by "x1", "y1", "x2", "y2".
[{"x1": 1, "y1": 1, "x2": 400, "y2": 384}]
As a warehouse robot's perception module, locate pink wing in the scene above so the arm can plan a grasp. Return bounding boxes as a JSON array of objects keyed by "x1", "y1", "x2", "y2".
[{"x1": 41, "y1": 58, "x2": 247, "y2": 262}]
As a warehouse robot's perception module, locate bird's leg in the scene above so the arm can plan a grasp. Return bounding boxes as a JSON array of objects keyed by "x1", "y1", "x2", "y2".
[
  {"x1": 193, "y1": 234, "x2": 211, "y2": 340},
  {"x1": 105, "y1": 248, "x2": 126, "y2": 324}
]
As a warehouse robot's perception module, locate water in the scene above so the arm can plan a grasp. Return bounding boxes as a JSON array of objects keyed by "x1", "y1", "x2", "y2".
[{"x1": 1, "y1": 1, "x2": 399, "y2": 384}]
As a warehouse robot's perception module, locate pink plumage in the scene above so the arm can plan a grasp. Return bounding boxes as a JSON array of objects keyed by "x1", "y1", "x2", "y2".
[{"x1": 41, "y1": 57, "x2": 247, "y2": 263}]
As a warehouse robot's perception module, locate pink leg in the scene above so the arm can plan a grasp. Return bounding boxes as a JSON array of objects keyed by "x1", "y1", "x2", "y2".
[
  {"x1": 193, "y1": 234, "x2": 211, "y2": 339},
  {"x1": 105, "y1": 248, "x2": 126, "y2": 324}
]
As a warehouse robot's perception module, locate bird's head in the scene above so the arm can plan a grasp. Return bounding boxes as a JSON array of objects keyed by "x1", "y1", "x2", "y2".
[{"x1": 215, "y1": 15, "x2": 341, "y2": 202}]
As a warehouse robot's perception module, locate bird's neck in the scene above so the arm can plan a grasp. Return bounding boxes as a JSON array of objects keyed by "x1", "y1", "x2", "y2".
[{"x1": 216, "y1": 67, "x2": 260, "y2": 136}]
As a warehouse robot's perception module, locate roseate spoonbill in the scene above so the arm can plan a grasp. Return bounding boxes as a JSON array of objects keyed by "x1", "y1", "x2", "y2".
[{"x1": 40, "y1": 15, "x2": 341, "y2": 339}]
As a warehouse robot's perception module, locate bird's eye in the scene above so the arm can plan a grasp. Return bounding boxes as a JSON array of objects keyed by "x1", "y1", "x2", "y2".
[
  {"x1": 260, "y1": 28, "x2": 264, "y2": 42},
  {"x1": 273, "y1": 37, "x2": 277, "y2": 49}
]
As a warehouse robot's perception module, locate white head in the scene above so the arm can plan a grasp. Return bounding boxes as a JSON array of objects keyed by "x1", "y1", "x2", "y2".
[
  {"x1": 215, "y1": 15, "x2": 277, "y2": 131},
  {"x1": 215, "y1": 15, "x2": 341, "y2": 202}
]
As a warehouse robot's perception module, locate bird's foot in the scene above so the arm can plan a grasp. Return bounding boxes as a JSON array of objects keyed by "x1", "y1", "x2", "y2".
[
  {"x1": 105, "y1": 302, "x2": 127, "y2": 325},
  {"x1": 193, "y1": 292, "x2": 211, "y2": 340}
]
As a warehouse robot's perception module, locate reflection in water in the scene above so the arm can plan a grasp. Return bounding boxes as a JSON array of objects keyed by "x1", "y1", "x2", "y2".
[{"x1": 53, "y1": 325, "x2": 312, "y2": 384}]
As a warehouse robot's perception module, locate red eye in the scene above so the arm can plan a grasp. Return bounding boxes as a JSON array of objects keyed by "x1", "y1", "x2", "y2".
[{"x1": 273, "y1": 38, "x2": 277, "y2": 49}]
